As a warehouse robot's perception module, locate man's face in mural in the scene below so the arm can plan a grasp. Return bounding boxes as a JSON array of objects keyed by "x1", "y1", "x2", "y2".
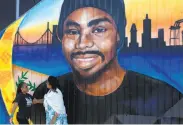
[{"x1": 62, "y1": 7, "x2": 120, "y2": 77}]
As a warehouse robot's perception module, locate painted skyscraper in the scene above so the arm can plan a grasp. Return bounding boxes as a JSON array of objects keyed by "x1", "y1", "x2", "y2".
[
  {"x1": 129, "y1": 23, "x2": 138, "y2": 48},
  {"x1": 142, "y1": 14, "x2": 151, "y2": 49}
]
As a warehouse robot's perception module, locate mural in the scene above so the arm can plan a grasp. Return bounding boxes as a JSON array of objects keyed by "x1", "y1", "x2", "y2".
[{"x1": 0, "y1": 0, "x2": 183, "y2": 124}]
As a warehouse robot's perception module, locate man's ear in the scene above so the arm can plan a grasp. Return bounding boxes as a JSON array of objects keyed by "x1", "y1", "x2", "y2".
[
  {"x1": 56, "y1": 26, "x2": 62, "y2": 42},
  {"x1": 116, "y1": 33, "x2": 122, "y2": 52},
  {"x1": 117, "y1": 33, "x2": 120, "y2": 43}
]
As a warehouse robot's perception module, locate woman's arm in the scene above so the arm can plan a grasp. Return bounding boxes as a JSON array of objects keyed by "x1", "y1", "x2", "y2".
[
  {"x1": 9, "y1": 102, "x2": 18, "y2": 123},
  {"x1": 50, "y1": 112, "x2": 59, "y2": 124},
  {"x1": 33, "y1": 98, "x2": 44, "y2": 104}
]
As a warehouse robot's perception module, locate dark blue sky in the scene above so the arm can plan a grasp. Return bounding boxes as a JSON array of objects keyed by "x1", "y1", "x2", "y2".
[{"x1": 0, "y1": 0, "x2": 40, "y2": 31}]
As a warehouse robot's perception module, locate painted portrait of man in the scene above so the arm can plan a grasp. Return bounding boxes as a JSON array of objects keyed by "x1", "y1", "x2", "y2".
[
  {"x1": 0, "y1": 0, "x2": 183, "y2": 124},
  {"x1": 52, "y1": 0, "x2": 183, "y2": 124}
]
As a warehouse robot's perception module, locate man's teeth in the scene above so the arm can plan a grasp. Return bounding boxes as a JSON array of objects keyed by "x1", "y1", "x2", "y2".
[{"x1": 76, "y1": 58, "x2": 94, "y2": 61}]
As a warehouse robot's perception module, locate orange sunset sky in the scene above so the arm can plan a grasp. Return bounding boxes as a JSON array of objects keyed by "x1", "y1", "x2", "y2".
[
  {"x1": 125, "y1": 0, "x2": 183, "y2": 46},
  {"x1": 19, "y1": 0, "x2": 183, "y2": 46}
]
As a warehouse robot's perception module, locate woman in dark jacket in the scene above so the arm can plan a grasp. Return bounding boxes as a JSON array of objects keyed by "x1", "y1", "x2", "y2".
[{"x1": 9, "y1": 82, "x2": 34, "y2": 124}]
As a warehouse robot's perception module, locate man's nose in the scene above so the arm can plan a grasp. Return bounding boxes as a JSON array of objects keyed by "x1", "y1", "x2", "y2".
[{"x1": 75, "y1": 31, "x2": 94, "y2": 49}]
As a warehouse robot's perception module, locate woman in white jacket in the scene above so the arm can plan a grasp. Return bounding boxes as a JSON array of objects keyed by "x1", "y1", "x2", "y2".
[{"x1": 34, "y1": 76, "x2": 67, "y2": 125}]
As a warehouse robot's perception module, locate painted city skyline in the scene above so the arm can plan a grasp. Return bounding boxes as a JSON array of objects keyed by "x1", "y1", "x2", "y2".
[
  {"x1": 14, "y1": 13, "x2": 183, "y2": 50},
  {"x1": 14, "y1": 0, "x2": 183, "y2": 46}
]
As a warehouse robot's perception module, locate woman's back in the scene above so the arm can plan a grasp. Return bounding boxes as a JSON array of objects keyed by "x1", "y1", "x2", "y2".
[{"x1": 44, "y1": 88, "x2": 66, "y2": 114}]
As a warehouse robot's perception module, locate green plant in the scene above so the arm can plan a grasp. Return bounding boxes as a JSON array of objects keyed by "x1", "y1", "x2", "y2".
[{"x1": 16, "y1": 71, "x2": 36, "y2": 92}]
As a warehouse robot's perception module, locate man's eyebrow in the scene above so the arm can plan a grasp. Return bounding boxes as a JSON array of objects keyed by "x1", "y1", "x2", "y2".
[
  {"x1": 65, "y1": 20, "x2": 80, "y2": 27},
  {"x1": 88, "y1": 18, "x2": 112, "y2": 27}
]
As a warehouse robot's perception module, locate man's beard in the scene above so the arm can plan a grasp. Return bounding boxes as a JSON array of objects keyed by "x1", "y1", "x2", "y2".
[{"x1": 71, "y1": 56, "x2": 116, "y2": 86}]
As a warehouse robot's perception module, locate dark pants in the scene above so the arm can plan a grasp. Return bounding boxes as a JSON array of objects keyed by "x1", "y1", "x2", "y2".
[{"x1": 17, "y1": 116, "x2": 29, "y2": 124}]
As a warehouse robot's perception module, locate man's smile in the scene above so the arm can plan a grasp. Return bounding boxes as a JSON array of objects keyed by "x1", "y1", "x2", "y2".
[{"x1": 72, "y1": 54, "x2": 100, "y2": 70}]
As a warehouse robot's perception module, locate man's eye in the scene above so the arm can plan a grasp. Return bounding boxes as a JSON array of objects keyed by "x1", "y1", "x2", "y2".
[
  {"x1": 93, "y1": 27, "x2": 107, "y2": 33},
  {"x1": 65, "y1": 29, "x2": 80, "y2": 35}
]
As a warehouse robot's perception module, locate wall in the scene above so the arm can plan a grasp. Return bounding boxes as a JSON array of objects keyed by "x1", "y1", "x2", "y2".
[{"x1": 0, "y1": 0, "x2": 183, "y2": 124}]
